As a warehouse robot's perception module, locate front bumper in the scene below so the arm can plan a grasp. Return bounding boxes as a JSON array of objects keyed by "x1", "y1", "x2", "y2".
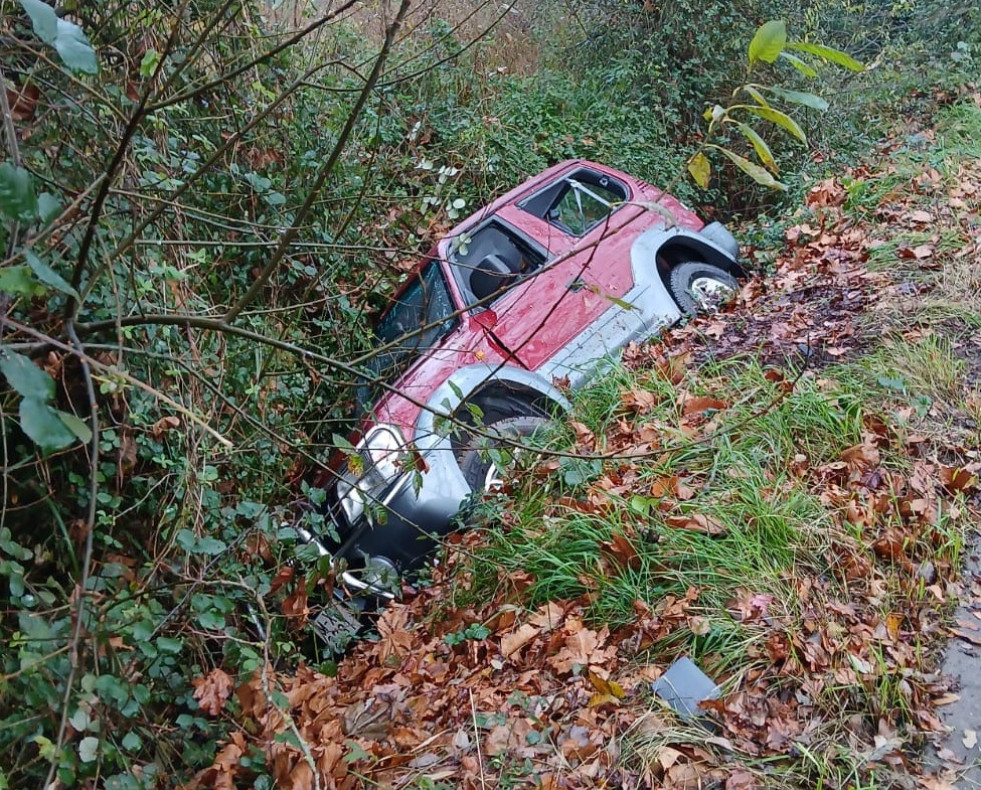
[{"x1": 323, "y1": 440, "x2": 475, "y2": 573}]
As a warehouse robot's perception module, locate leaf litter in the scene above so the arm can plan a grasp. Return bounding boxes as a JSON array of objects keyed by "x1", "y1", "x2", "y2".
[{"x1": 189, "y1": 112, "x2": 981, "y2": 789}]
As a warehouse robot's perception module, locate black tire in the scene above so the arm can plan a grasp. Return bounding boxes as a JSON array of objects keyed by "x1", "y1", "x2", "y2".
[
  {"x1": 668, "y1": 261, "x2": 739, "y2": 316},
  {"x1": 460, "y1": 416, "x2": 548, "y2": 494}
]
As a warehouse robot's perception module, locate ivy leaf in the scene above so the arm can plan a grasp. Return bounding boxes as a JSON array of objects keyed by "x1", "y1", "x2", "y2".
[
  {"x1": 0, "y1": 162, "x2": 39, "y2": 222},
  {"x1": 788, "y1": 42, "x2": 863, "y2": 71},
  {"x1": 20, "y1": 397, "x2": 79, "y2": 453},
  {"x1": 0, "y1": 351, "x2": 55, "y2": 401},
  {"x1": 716, "y1": 147, "x2": 787, "y2": 191},
  {"x1": 196, "y1": 536, "x2": 227, "y2": 555},
  {"x1": 748, "y1": 20, "x2": 786, "y2": 66},
  {"x1": 78, "y1": 735, "x2": 99, "y2": 763},
  {"x1": 778, "y1": 50, "x2": 819, "y2": 77},
  {"x1": 742, "y1": 104, "x2": 808, "y2": 145},
  {"x1": 687, "y1": 152, "x2": 711, "y2": 188},
  {"x1": 736, "y1": 123, "x2": 778, "y2": 173},
  {"x1": 25, "y1": 251, "x2": 80, "y2": 300},
  {"x1": 157, "y1": 636, "x2": 183, "y2": 654},
  {"x1": 759, "y1": 86, "x2": 829, "y2": 111}
]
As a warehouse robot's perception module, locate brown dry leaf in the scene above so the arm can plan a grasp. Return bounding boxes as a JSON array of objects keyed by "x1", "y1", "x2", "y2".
[
  {"x1": 953, "y1": 628, "x2": 981, "y2": 647},
  {"x1": 501, "y1": 623, "x2": 540, "y2": 659},
  {"x1": 650, "y1": 475, "x2": 679, "y2": 498},
  {"x1": 622, "y1": 388, "x2": 661, "y2": 413},
  {"x1": 665, "y1": 513, "x2": 727, "y2": 536},
  {"x1": 727, "y1": 769, "x2": 761, "y2": 790},
  {"x1": 193, "y1": 668, "x2": 234, "y2": 716},
  {"x1": 940, "y1": 465, "x2": 979, "y2": 494},
  {"x1": 601, "y1": 532, "x2": 641, "y2": 571},
  {"x1": 682, "y1": 396, "x2": 728, "y2": 416},
  {"x1": 151, "y1": 415, "x2": 181, "y2": 438},
  {"x1": 269, "y1": 565, "x2": 294, "y2": 595},
  {"x1": 281, "y1": 584, "x2": 309, "y2": 628},
  {"x1": 528, "y1": 601, "x2": 566, "y2": 631},
  {"x1": 841, "y1": 442, "x2": 881, "y2": 471}
]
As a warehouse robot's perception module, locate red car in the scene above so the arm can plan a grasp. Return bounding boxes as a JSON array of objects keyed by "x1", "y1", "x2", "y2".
[{"x1": 302, "y1": 160, "x2": 743, "y2": 644}]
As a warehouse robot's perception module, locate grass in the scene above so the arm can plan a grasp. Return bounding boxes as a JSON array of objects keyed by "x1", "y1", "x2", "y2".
[{"x1": 463, "y1": 359, "x2": 861, "y2": 656}]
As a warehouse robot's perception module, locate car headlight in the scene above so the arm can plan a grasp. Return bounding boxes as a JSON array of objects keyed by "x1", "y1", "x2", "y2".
[{"x1": 337, "y1": 425, "x2": 406, "y2": 524}]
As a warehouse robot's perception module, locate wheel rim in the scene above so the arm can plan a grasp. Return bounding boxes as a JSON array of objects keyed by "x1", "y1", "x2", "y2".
[{"x1": 689, "y1": 276, "x2": 734, "y2": 311}]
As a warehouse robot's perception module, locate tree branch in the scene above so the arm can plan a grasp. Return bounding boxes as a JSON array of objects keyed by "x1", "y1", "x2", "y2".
[{"x1": 222, "y1": 0, "x2": 412, "y2": 323}]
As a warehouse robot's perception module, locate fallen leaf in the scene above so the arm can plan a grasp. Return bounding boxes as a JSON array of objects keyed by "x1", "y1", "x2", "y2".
[
  {"x1": 682, "y1": 395, "x2": 728, "y2": 415},
  {"x1": 192, "y1": 668, "x2": 234, "y2": 716},
  {"x1": 666, "y1": 513, "x2": 727, "y2": 536},
  {"x1": 501, "y1": 623, "x2": 540, "y2": 659}
]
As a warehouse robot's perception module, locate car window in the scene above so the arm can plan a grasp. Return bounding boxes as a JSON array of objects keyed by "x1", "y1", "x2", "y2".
[
  {"x1": 549, "y1": 180, "x2": 623, "y2": 236},
  {"x1": 358, "y1": 261, "x2": 457, "y2": 406},
  {"x1": 517, "y1": 168, "x2": 629, "y2": 236},
  {"x1": 450, "y1": 220, "x2": 547, "y2": 305}
]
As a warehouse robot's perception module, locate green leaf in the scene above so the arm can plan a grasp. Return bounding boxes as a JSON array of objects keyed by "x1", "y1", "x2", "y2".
[
  {"x1": 18, "y1": 0, "x2": 98, "y2": 74},
  {"x1": 53, "y1": 19, "x2": 98, "y2": 74},
  {"x1": 688, "y1": 152, "x2": 711, "y2": 188},
  {"x1": 37, "y1": 192, "x2": 62, "y2": 224},
  {"x1": 742, "y1": 104, "x2": 808, "y2": 144},
  {"x1": 18, "y1": 0, "x2": 58, "y2": 42},
  {"x1": 1, "y1": 351, "x2": 55, "y2": 400},
  {"x1": 736, "y1": 123, "x2": 778, "y2": 173},
  {"x1": 196, "y1": 536, "x2": 227, "y2": 555},
  {"x1": 57, "y1": 410, "x2": 92, "y2": 444},
  {"x1": 0, "y1": 266, "x2": 44, "y2": 296},
  {"x1": 0, "y1": 162, "x2": 39, "y2": 222},
  {"x1": 20, "y1": 398, "x2": 78, "y2": 452},
  {"x1": 78, "y1": 736, "x2": 99, "y2": 763},
  {"x1": 716, "y1": 147, "x2": 788, "y2": 191},
  {"x1": 24, "y1": 251, "x2": 80, "y2": 299},
  {"x1": 122, "y1": 732, "x2": 141, "y2": 752},
  {"x1": 788, "y1": 42, "x2": 863, "y2": 71},
  {"x1": 139, "y1": 49, "x2": 160, "y2": 78},
  {"x1": 742, "y1": 86, "x2": 770, "y2": 107},
  {"x1": 331, "y1": 433, "x2": 356, "y2": 452},
  {"x1": 156, "y1": 636, "x2": 182, "y2": 654},
  {"x1": 748, "y1": 20, "x2": 786, "y2": 66},
  {"x1": 777, "y1": 50, "x2": 818, "y2": 77},
  {"x1": 760, "y1": 86, "x2": 829, "y2": 111}
]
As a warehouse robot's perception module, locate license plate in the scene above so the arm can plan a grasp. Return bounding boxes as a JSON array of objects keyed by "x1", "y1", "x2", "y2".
[{"x1": 311, "y1": 601, "x2": 363, "y2": 654}]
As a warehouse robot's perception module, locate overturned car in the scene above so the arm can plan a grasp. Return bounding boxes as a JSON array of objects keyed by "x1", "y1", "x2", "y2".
[{"x1": 301, "y1": 160, "x2": 743, "y2": 648}]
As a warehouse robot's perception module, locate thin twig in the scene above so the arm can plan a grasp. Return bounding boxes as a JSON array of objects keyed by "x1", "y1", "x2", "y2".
[
  {"x1": 223, "y1": 0, "x2": 412, "y2": 322},
  {"x1": 41, "y1": 321, "x2": 100, "y2": 790},
  {"x1": 470, "y1": 688, "x2": 487, "y2": 790}
]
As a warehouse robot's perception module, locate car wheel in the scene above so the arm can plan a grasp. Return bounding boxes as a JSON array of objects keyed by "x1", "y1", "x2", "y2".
[
  {"x1": 668, "y1": 261, "x2": 739, "y2": 316},
  {"x1": 460, "y1": 416, "x2": 547, "y2": 494}
]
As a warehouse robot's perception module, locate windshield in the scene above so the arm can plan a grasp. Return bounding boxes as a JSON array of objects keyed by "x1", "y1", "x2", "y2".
[{"x1": 357, "y1": 259, "x2": 458, "y2": 408}]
